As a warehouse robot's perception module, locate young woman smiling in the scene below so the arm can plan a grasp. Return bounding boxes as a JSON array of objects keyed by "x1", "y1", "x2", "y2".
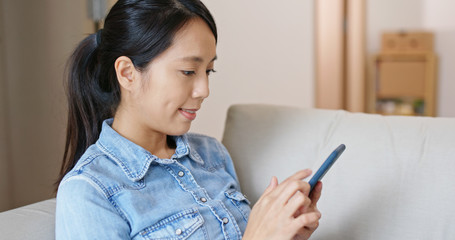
[{"x1": 55, "y1": 0, "x2": 322, "y2": 239}]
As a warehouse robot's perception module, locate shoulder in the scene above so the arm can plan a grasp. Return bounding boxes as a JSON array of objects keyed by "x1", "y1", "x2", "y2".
[
  {"x1": 56, "y1": 164, "x2": 131, "y2": 238},
  {"x1": 59, "y1": 144, "x2": 131, "y2": 199}
]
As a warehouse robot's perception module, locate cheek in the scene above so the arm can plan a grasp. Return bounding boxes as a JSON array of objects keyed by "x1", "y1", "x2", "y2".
[
  {"x1": 138, "y1": 80, "x2": 185, "y2": 112},
  {"x1": 138, "y1": 69, "x2": 194, "y2": 112},
  {"x1": 160, "y1": 78, "x2": 194, "y2": 103},
  {"x1": 131, "y1": 83, "x2": 161, "y2": 112}
]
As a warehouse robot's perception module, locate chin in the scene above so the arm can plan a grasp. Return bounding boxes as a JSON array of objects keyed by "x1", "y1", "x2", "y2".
[{"x1": 167, "y1": 124, "x2": 191, "y2": 136}]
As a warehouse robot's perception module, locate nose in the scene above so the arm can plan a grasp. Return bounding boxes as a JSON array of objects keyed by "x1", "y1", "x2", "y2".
[{"x1": 192, "y1": 76, "x2": 210, "y2": 99}]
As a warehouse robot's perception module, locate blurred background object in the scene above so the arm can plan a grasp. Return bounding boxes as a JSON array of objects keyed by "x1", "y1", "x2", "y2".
[
  {"x1": 314, "y1": 0, "x2": 455, "y2": 118},
  {"x1": 368, "y1": 31, "x2": 437, "y2": 116},
  {"x1": 88, "y1": 0, "x2": 107, "y2": 31},
  {"x1": 0, "y1": 0, "x2": 113, "y2": 212},
  {"x1": 315, "y1": 0, "x2": 366, "y2": 113}
]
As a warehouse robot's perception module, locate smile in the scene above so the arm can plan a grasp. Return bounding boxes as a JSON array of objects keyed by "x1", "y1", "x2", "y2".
[{"x1": 179, "y1": 108, "x2": 198, "y2": 120}]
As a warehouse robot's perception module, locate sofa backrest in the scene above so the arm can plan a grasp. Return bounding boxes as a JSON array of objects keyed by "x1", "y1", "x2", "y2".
[{"x1": 222, "y1": 104, "x2": 455, "y2": 240}]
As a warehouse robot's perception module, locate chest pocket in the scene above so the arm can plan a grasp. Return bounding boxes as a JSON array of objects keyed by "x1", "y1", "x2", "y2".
[
  {"x1": 225, "y1": 189, "x2": 251, "y2": 221},
  {"x1": 139, "y1": 208, "x2": 206, "y2": 240}
]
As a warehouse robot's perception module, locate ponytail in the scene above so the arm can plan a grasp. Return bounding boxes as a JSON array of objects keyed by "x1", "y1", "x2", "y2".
[
  {"x1": 57, "y1": 33, "x2": 119, "y2": 186},
  {"x1": 56, "y1": 0, "x2": 218, "y2": 189}
]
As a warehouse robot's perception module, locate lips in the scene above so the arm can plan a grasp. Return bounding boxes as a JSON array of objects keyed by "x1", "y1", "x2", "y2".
[{"x1": 178, "y1": 108, "x2": 198, "y2": 120}]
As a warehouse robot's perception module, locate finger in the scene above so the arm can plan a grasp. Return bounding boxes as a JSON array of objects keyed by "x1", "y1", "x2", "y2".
[
  {"x1": 293, "y1": 211, "x2": 321, "y2": 229},
  {"x1": 271, "y1": 176, "x2": 278, "y2": 188},
  {"x1": 300, "y1": 194, "x2": 313, "y2": 213},
  {"x1": 276, "y1": 180, "x2": 311, "y2": 205},
  {"x1": 261, "y1": 176, "x2": 279, "y2": 197},
  {"x1": 286, "y1": 169, "x2": 312, "y2": 181},
  {"x1": 304, "y1": 219, "x2": 320, "y2": 231},
  {"x1": 303, "y1": 209, "x2": 321, "y2": 230},
  {"x1": 271, "y1": 169, "x2": 312, "y2": 198},
  {"x1": 284, "y1": 191, "x2": 312, "y2": 217},
  {"x1": 309, "y1": 181, "x2": 323, "y2": 208}
]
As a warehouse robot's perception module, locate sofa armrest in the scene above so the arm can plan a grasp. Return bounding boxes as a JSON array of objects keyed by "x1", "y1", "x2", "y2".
[{"x1": 0, "y1": 198, "x2": 56, "y2": 240}]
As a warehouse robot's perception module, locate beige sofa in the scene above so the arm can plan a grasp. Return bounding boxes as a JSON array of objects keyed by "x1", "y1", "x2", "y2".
[{"x1": 1, "y1": 104, "x2": 455, "y2": 239}]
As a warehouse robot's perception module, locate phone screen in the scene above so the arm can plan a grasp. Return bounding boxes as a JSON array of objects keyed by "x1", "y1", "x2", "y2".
[{"x1": 308, "y1": 144, "x2": 346, "y2": 193}]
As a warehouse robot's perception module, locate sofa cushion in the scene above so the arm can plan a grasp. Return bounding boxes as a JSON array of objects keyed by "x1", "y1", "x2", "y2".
[{"x1": 222, "y1": 104, "x2": 455, "y2": 240}]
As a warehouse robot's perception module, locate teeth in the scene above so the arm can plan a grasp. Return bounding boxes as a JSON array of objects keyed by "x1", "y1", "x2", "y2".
[{"x1": 182, "y1": 109, "x2": 196, "y2": 114}]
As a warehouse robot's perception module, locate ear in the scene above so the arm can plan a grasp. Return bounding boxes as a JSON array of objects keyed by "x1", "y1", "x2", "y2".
[{"x1": 114, "y1": 56, "x2": 140, "y2": 91}]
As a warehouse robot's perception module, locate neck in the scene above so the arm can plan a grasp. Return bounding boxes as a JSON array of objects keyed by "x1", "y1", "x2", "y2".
[{"x1": 111, "y1": 114, "x2": 175, "y2": 159}]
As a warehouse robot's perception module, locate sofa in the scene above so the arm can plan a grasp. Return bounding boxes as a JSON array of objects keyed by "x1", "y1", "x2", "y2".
[{"x1": 1, "y1": 104, "x2": 454, "y2": 239}]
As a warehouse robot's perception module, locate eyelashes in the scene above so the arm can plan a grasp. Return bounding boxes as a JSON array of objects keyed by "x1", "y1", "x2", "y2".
[
  {"x1": 181, "y1": 69, "x2": 217, "y2": 76},
  {"x1": 181, "y1": 70, "x2": 195, "y2": 76},
  {"x1": 206, "y1": 69, "x2": 216, "y2": 75}
]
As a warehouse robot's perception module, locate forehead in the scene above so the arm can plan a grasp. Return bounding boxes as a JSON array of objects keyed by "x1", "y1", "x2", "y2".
[{"x1": 159, "y1": 18, "x2": 217, "y2": 63}]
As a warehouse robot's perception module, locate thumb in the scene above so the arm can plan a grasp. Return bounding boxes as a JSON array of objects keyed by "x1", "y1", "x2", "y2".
[{"x1": 263, "y1": 176, "x2": 278, "y2": 195}]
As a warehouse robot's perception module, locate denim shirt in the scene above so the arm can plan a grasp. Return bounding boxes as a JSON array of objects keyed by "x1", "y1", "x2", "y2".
[{"x1": 56, "y1": 119, "x2": 251, "y2": 239}]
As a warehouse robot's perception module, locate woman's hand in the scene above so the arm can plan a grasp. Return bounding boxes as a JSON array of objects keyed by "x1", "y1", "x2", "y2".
[
  {"x1": 243, "y1": 169, "x2": 322, "y2": 240},
  {"x1": 292, "y1": 180, "x2": 322, "y2": 240}
]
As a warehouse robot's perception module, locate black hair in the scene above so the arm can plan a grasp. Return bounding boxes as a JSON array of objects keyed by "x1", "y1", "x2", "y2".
[{"x1": 57, "y1": 0, "x2": 217, "y2": 187}]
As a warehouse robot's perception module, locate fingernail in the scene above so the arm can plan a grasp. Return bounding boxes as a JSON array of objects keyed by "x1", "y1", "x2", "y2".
[{"x1": 269, "y1": 176, "x2": 276, "y2": 186}]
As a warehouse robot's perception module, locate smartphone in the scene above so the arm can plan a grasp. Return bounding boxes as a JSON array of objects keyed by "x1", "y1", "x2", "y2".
[{"x1": 308, "y1": 144, "x2": 346, "y2": 193}]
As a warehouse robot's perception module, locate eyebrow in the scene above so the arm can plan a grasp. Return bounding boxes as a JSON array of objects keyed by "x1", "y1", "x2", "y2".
[{"x1": 179, "y1": 55, "x2": 217, "y2": 63}]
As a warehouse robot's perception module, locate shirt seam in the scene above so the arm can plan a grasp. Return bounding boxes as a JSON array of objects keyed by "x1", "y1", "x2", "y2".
[
  {"x1": 60, "y1": 152, "x2": 106, "y2": 183},
  {"x1": 60, "y1": 173, "x2": 132, "y2": 228}
]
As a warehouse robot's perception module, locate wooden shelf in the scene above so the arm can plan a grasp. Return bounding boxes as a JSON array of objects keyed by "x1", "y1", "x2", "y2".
[{"x1": 367, "y1": 52, "x2": 437, "y2": 116}]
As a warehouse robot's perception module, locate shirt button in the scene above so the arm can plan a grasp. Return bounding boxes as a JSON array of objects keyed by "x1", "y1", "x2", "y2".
[
  {"x1": 200, "y1": 197, "x2": 207, "y2": 203},
  {"x1": 222, "y1": 217, "x2": 229, "y2": 224},
  {"x1": 175, "y1": 228, "x2": 182, "y2": 235},
  {"x1": 178, "y1": 171, "x2": 185, "y2": 177}
]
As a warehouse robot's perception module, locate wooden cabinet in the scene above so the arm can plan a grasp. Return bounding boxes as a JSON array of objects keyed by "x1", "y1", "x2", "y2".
[{"x1": 367, "y1": 33, "x2": 437, "y2": 116}]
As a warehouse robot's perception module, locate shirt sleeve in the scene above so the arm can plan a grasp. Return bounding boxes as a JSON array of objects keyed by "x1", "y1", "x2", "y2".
[
  {"x1": 56, "y1": 176, "x2": 130, "y2": 240},
  {"x1": 217, "y1": 141, "x2": 241, "y2": 188}
]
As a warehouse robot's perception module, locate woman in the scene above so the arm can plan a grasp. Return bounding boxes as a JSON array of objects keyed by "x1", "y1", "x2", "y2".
[{"x1": 56, "y1": 0, "x2": 322, "y2": 239}]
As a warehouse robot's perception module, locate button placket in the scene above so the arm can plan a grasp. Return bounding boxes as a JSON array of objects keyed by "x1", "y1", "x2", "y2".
[{"x1": 167, "y1": 161, "x2": 243, "y2": 239}]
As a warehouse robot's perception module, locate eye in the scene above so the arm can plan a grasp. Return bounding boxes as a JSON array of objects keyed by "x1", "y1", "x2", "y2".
[
  {"x1": 206, "y1": 69, "x2": 217, "y2": 76},
  {"x1": 181, "y1": 70, "x2": 196, "y2": 76}
]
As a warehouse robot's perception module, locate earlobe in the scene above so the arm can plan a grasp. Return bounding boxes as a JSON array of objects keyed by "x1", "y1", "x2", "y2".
[{"x1": 114, "y1": 56, "x2": 138, "y2": 90}]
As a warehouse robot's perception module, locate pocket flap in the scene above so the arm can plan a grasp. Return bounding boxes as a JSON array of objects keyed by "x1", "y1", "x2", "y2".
[
  {"x1": 140, "y1": 208, "x2": 204, "y2": 239},
  {"x1": 224, "y1": 189, "x2": 250, "y2": 205}
]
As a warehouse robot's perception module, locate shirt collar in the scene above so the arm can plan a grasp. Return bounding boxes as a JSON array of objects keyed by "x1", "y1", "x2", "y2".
[{"x1": 96, "y1": 118, "x2": 204, "y2": 182}]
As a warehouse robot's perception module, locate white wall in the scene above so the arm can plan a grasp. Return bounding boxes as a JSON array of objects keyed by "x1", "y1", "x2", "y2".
[
  {"x1": 422, "y1": 0, "x2": 455, "y2": 117},
  {"x1": 367, "y1": 0, "x2": 455, "y2": 117},
  {"x1": 367, "y1": 0, "x2": 423, "y2": 54},
  {"x1": 191, "y1": 0, "x2": 315, "y2": 139}
]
